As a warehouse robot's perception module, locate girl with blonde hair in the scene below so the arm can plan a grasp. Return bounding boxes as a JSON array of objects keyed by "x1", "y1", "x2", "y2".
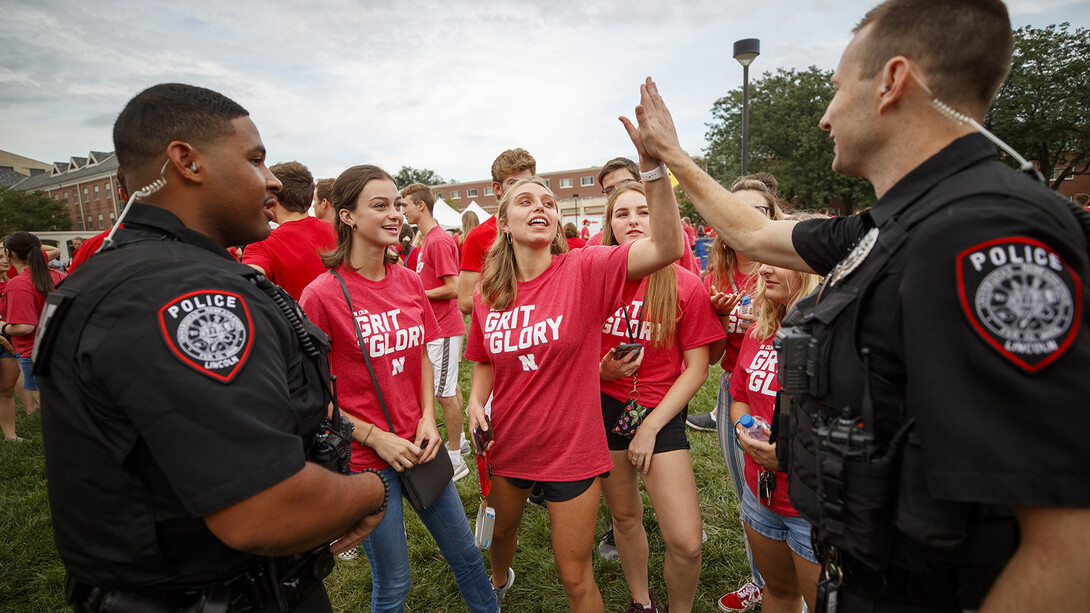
[{"x1": 465, "y1": 120, "x2": 685, "y2": 612}]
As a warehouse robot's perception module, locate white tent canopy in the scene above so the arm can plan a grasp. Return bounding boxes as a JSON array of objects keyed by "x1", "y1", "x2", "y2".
[
  {"x1": 462, "y1": 200, "x2": 492, "y2": 222},
  {"x1": 431, "y1": 198, "x2": 463, "y2": 230}
]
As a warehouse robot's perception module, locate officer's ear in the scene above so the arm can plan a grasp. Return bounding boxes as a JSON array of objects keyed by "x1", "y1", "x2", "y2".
[{"x1": 166, "y1": 141, "x2": 201, "y2": 184}]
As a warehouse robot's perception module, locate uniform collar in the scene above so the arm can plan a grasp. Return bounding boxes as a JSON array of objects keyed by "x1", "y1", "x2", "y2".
[
  {"x1": 868, "y1": 133, "x2": 996, "y2": 228},
  {"x1": 118, "y1": 202, "x2": 236, "y2": 260}
]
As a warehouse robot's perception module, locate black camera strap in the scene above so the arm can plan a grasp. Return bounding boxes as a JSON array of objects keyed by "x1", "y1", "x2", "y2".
[{"x1": 329, "y1": 269, "x2": 399, "y2": 437}]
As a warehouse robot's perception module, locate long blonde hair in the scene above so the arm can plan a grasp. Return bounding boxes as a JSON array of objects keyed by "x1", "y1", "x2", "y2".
[
  {"x1": 601, "y1": 182, "x2": 678, "y2": 349},
  {"x1": 749, "y1": 211, "x2": 826, "y2": 341},
  {"x1": 705, "y1": 177, "x2": 783, "y2": 291},
  {"x1": 480, "y1": 177, "x2": 568, "y2": 311}
]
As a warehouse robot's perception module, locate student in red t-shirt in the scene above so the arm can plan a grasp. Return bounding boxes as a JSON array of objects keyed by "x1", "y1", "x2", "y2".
[
  {"x1": 299, "y1": 165, "x2": 496, "y2": 613},
  {"x1": 466, "y1": 116, "x2": 686, "y2": 610},
  {"x1": 242, "y1": 161, "x2": 335, "y2": 300},
  {"x1": 457, "y1": 149, "x2": 536, "y2": 316},
  {"x1": 0, "y1": 232, "x2": 66, "y2": 414},
  {"x1": 596, "y1": 183, "x2": 725, "y2": 613},
  {"x1": 702, "y1": 176, "x2": 784, "y2": 612},
  {"x1": 730, "y1": 241, "x2": 823, "y2": 613},
  {"x1": 563, "y1": 222, "x2": 587, "y2": 250},
  {"x1": 401, "y1": 182, "x2": 471, "y2": 482}
]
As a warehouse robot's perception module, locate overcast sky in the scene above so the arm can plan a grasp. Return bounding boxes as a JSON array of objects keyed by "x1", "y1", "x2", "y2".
[{"x1": 3, "y1": 0, "x2": 1086, "y2": 184}]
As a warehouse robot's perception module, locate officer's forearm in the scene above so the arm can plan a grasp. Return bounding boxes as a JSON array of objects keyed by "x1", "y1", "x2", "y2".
[
  {"x1": 980, "y1": 505, "x2": 1090, "y2": 612},
  {"x1": 204, "y1": 462, "x2": 386, "y2": 557}
]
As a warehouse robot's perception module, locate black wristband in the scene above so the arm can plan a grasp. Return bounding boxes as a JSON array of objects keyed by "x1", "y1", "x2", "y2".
[
  {"x1": 1, "y1": 324, "x2": 8, "y2": 335},
  {"x1": 359, "y1": 468, "x2": 389, "y2": 516}
]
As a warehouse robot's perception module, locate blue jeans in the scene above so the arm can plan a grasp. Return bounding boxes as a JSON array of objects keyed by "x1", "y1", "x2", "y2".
[
  {"x1": 18, "y1": 356, "x2": 38, "y2": 391},
  {"x1": 360, "y1": 466, "x2": 497, "y2": 613},
  {"x1": 715, "y1": 370, "x2": 765, "y2": 588},
  {"x1": 739, "y1": 478, "x2": 819, "y2": 564}
]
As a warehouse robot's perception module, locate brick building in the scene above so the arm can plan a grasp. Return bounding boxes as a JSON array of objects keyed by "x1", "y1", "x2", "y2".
[
  {"x1": 433, "y1": 166, "x2": 610, "y2": 229},
  {"x1": 11, "y1": 151, "x2": 122, "y2": 233}
]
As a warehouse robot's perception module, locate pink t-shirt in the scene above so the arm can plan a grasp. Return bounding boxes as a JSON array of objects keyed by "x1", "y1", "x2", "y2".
[
  {"x1": 586, "y1": 230, "x2": 604, "y2": 246},
  {"x1": 683, "y1": 225, "x2": 697, "y2": 245},
  {"x1": 704, "y1": 271, "x2": 757, "y2": 372},
  {"x1": 242, "y1": 216, "x2": 336, "y2": 300},
  {"x1": 415, "y1": 226, "x2": 467, "y2": 338},
  {"x1": 466, "y1": 243, "x2": 633, "y2": 481},
  {"x1": 0, "y1": 269, "x2": 66, "y2": 356},
  {"x1": 460, "y1": 216, "x2": 498, "y2": 273},
  {"x1": 600, "y1": 265, "x2": 724, "y2": 406},
  {"x1": 730, "y1": 327, "x2": 796, "y2": 517},
  {"x1": 300, "y1": 264, "x2": 440, "y2": 472}
]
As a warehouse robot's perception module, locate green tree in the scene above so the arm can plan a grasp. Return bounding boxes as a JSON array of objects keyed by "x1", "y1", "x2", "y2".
[
  {"x1": 393, "y1": 166, "x2": 448, "y2": 188},
  {"x1": 0, "y1": 188, "x2": 70, "y2": 235},
  {"x1": 704, "y1": 66, "x2": 874, "y2": 212},
  {"x1": 985, "y1": 23, "x2": 1089, "y2": 189}
]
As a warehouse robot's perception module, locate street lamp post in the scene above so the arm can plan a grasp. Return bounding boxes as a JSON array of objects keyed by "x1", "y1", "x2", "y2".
[{"x1": 733, "y1": 38, "x2": 760, "y2": 176}]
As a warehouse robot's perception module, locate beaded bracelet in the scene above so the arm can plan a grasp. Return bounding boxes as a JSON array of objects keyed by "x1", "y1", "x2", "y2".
[{"x1": 359, "y1": 468, "x2": 389, "y2": 515}]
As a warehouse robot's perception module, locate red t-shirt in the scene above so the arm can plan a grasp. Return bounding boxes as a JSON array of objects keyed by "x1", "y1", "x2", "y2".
[
  {"x1": 565, "y1": 236, "x2": 587, "y2": 250},
  {"x1": 703, "y1": 271, "x2": 757, "y2": 372},
  {"x1": 730, "y1": 327, "x2": 796, "y2": 516},
  {"x1": 600, "y1": 265, "x2": 724, "y2": 406},
  {"x1": 683, "y1": 225, "x2": 697, "y2": 245},
  {"x1": 466, "y1": 244, "x2": 632, "y2": 481},
  {"x1": 300, "y1": 264, "x2": 440, "y2": 472},
  {"x1": 242, "y1": 217, "x2": 335, "y2": 300},
  {"x1": 459, "y1": 216, "x2": 498, "y2": 273},
  {"x1": 587, "y1": 230, "x2": 604, "y2": 246},
  {"x1": 580, "y1": 226, "x2": 590, "y2": 240},
  {"x1": 415, "y1": 226, "x2": 467, "y2": 338},
  {"x1": 1, "y1": 269, "x2": 66, "y2": 356},
  {"x1": 679, "y1": 245, "x2": 701, "y2": 275}
]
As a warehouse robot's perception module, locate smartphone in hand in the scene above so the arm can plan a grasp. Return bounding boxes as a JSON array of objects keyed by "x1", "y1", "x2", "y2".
[
  {"x1": 614, "y1": 343, "x2": 642, "y2": 360},
  {"x1": 473, "y1": 414, "x2": 493, "y2": 454}
]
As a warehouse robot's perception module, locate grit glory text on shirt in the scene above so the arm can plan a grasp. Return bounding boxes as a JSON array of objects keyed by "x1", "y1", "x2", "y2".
[{"x1": 482, "y1": 305, "x2": 563, "y2": 370}]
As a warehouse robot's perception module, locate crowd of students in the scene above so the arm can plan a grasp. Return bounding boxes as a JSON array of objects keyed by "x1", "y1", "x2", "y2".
[{"x1": 30, "y1": 138, "x2": 828, "y2": 612}]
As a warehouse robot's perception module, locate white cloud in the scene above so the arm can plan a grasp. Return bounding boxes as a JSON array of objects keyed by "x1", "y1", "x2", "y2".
[{"x1": 1, "y1": 0, "x2": 1085, "y2": 181}]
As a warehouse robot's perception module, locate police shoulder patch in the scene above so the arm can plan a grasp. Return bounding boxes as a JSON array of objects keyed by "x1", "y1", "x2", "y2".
[
  {"x1": 957, "y1": 237, "x2": 1082, "y2": 372},
  {"x1": 158, "y1": 289, "x2": 254, "y2": 383}
]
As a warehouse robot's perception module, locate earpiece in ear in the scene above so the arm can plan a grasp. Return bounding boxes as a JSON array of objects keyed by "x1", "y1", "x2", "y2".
[{"x1": 189, "y1": 163, "x2": 197, "y2": 172}]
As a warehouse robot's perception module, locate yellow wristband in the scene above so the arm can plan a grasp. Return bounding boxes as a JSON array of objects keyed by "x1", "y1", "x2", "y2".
[{"x1": 361, "y1": 423, "x2": 376, "y2": 446}]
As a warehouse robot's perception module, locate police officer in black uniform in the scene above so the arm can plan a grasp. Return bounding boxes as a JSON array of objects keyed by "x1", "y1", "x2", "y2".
[
  {"x1": 36, "y1": 83, "x2": 388, "y2": 612},
  {"x1": 626, "y1": 0, "x2": 1090, "y2": 610}
]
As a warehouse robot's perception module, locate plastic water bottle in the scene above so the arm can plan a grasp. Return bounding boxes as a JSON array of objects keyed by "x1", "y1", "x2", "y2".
[
  {"x1": 737, "y1": 295, "x2": 753, "y2": 317},
  {"x1": 737, "y1": 414, "x2": 770, "y2": 442}
]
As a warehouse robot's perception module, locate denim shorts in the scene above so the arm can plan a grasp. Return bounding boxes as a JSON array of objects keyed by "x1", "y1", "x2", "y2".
[
  {"x1": 19, "y1": 356, "x2": 38, "y2": 391},
  {"x1": 739, "y1": 478, "x2": 819, "y2": 563}
]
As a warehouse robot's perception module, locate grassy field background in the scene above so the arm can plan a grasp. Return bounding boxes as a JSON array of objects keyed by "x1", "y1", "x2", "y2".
[{"x1": 0, "y1": 360, "x2": 753, "y2": 612}]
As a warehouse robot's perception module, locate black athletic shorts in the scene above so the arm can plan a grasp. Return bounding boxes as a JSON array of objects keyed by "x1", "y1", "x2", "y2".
[
  {"x1": 503, "y1": 474, "x2": 607, "y2": 503},
  {"x1": 601, "y1": 392, "x2": 690, "y2": 453}
]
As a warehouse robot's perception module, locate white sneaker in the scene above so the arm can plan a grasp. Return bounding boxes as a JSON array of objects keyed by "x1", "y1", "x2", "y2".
[
  {"x1": 336, "y1": 546, "x2": 359, "y2": 561},
  {"x1": 460, "y1": 437, "x2": 471, "y2": 455},
  {"x1": 451, "y1": 453, "x2": 470, "y2": 482}
]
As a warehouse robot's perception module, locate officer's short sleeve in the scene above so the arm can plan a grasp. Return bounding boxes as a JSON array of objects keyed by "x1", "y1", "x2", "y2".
[
  {"x1": 83, "y1": 270, "x2": 312, "y2": 517},
  {"x1": 792, "y1": 214, "x2": 870, "y2": 276},
  {"x1": 900, "y1": 198, "x2": 1090, "y2": 507}
]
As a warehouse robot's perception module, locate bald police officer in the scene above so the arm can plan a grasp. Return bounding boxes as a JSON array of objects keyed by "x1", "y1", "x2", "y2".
[
  {"x1": 37, "y1": 83, "x2": 388, "y2": 612},
  {"x1": 626, "y1": 0, "x2": 1090, "y2": 610}
]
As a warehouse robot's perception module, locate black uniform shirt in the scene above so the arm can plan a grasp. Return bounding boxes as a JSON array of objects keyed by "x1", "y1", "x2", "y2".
[
  {"x1": 791, "y1": 134, "x2": 1090, "y2": 509},
  {"x1": 40, "y1": 203, "x2": 327, "y2": 589}
]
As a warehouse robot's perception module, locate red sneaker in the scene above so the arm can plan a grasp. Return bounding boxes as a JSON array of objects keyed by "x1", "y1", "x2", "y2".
[{"x1": 717, "y1": 581, "x2": 763, "y2": 612}]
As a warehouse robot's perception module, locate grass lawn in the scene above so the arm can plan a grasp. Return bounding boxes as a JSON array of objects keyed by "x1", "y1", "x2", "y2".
[{"x1": 1, "y1": 360, "x2": 752, "y2": 612}]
